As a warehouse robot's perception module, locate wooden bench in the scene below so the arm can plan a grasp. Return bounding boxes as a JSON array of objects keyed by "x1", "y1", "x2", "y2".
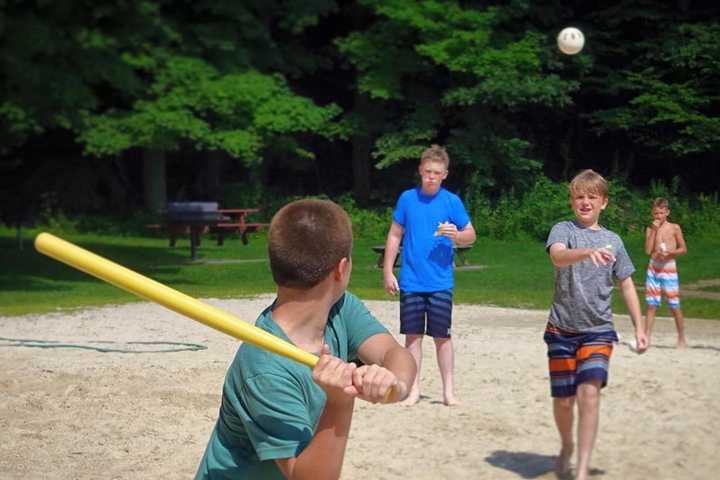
[{"x1": 372, "y1": 245, "x2": 473, "y2": 268}]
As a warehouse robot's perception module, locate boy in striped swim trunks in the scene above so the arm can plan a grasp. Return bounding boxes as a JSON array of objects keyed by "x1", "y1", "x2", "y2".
[
  {"x1": 545, "y1": 169, "x2": 648, "y2": 480},
  {"x1": 644, "y1": 197, "x2": 688, "y2": 348}
]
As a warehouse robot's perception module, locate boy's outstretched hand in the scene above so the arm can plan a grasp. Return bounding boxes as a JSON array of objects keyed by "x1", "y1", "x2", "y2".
[{"x1": 589, "y1": 246, "x2": 615, "y2": 266}]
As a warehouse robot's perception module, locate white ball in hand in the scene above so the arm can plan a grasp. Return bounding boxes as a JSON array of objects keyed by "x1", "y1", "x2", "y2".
[{"x1": 557, "y1": 27, "x2": 585, "y2": 55}]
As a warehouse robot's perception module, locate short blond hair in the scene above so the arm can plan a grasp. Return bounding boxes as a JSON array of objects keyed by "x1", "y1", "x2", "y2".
[
  {"x1": 420, "y1": 144, "x2": 450, "y2": 169},
  {"x1": 652, "y1": 197, "x2": 669, "y2": 209},
  {"x1": 569, "y1": 169, "x2": 608, "y2": 198}
]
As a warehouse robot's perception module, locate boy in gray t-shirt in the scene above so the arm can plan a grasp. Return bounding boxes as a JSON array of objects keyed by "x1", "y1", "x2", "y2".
[{"x1": 544, "y1": 169, "x2": 648, "y2": 480}]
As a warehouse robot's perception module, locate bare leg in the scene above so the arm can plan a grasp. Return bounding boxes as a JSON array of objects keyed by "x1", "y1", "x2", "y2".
[
  {"x1": 670, "y1": 307, "x2": 687, "y2": 348},
  {"x1": 645, "y1": 305, "x2": 657, "y2": 345},
  {"x1": 402, "y1": 334, "x2": 423, "y2": 405},
  {"x1": 553, "y1": 396, "x2": 575, "y2": 476},
  {"x1": 434, "y1": 337, "x2": 458, "y2": 406},
  {"x1": 575, "y1": 380, "x2": 602, "y2": 480}
]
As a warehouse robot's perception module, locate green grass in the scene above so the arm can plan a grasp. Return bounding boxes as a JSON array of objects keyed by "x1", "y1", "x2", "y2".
[{"x1": 1, "y1": 227, "x2": 719, "y2": 320}]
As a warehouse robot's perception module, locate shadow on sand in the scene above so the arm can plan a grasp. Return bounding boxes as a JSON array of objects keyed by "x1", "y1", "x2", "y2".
[
  {"x1": 484, "y1": 450, "x2": 555, "y2": 478},
  {"x1": 485, "y1": 450, "x2": 607, "y2": 479}
]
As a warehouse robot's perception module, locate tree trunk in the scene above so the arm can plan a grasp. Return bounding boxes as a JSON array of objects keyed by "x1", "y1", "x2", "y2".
[
  {"x1": 194, "y1": 150, "x2": 224, "y2": 201},
  {"x1": 559, "y1": 133, "x2": 573, "y2": 180},
  {"x1": 351, "y1": 93, "x2": 372, "y2": 206},
  {"x1": 142, "y1": 149, "x2": 167, "y2": 212}
]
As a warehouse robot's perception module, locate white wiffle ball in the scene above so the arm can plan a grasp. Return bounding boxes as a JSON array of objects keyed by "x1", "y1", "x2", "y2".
[{"x1": 557, "y1": 27, "x2": 585, "y2": 55}]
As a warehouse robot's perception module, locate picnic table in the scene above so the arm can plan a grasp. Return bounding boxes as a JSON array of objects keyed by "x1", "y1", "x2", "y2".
[
  {"x1": 147, "y1": 202, "x2": 268, "y2": 260},
  {"x1": 211, "y1": 208, "x2": 268, "y2": 246},
  {"x1": 372, "y1": 244, "x2": 474, "y2": 268}
]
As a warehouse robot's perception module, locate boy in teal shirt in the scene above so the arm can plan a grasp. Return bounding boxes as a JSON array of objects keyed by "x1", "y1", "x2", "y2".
[{"x1": 196, "y1": 199, "x2": 416, "y2": 479}]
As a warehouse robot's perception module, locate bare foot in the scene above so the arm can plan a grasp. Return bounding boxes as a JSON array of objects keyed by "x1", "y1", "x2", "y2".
[
  {"x1": 401, "y1": 388, "x2": 420, "y2": 406},
  {"x1": 555, "y1": 445, "x2": 573, "y2": 478},
  {"x1": 575, "y1": 466, "x2": 589, "y2": 480},
  {"x1": 443, "y1": 394, "x2": 460, "y2": 406},
  {"x1": 677, "y1": 338, "x2": 688, "y2": 349}
]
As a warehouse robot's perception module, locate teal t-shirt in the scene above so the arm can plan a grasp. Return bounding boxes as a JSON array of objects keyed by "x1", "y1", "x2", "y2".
[{"x1": 195, "y1": 292, "x2": 388, "y2": 479}]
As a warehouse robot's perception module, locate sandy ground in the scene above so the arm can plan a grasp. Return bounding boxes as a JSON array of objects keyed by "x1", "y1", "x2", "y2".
[{"x1": 1, "y1": 295, "x2": 719, "y2": 479}]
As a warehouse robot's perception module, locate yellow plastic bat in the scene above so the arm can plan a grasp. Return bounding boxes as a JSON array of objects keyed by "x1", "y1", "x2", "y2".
[{"x1": 34, "y1": 232, "x2": 318, "y2": 367}]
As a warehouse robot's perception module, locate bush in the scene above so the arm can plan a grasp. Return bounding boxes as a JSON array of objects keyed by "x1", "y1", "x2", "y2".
[
  {"x1": 19, "y1": 177, "x2": 720, "y2": 243},
  {"x1": 222, "y1": 186, "x2": 392, "y2": 241},
  {"x1": 463, "y1": 175, "x2": 720, "y2": 240},
  {"x1": 336, "y1": 194, "x2": 391, "y2": 242},
  {"x1": 221, "y1": 183, "x2": 293, "y2": 222}
]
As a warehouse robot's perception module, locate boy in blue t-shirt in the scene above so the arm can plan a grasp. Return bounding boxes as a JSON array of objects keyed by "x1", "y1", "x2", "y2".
[
  {"x1": 382, "y1": 145, "x2": 476, "y2": 406},
  {"x1": 545, "y1": 169, "x2": 648, "y2": 480},
  {"x1": 195, "y1": 199, "x2": 416, "y2": 479}
]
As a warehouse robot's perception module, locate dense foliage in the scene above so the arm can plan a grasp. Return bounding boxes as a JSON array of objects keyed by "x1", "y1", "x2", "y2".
[{"x1": 1, "y1": 1, "x2": 718, "y2": 228}]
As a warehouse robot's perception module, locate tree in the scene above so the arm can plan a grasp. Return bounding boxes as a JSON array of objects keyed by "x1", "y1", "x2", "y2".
[
  {"x1": 588, "y1": 11, "x2": 720, "y2": 184},
  {"x1": 80, "y1": 56, "x2": 342, "y2": 209},
  {"x1": 336, "y1": 0, "x2": 581, "y2": 198},
  {"x1": 1, "y1": 1, "x2": 346, "y2": 214}
]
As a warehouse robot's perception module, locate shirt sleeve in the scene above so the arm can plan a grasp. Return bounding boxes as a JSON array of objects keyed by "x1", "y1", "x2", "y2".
[
  {"x1": 612, "y1": 238, "x2": 636, "y2": 281},
  {"x1": 392, "y1": 192, "x2": 407, "y2": 226},
  {"x1": 449, "y1": 194, "x2": 471, "y2": 230},
  {"x1": 342, "y1": 293, "x2": 389, "y2": 360},
  {"x1": 240, "y1": 372, "x2": 315, "y2": 462},
  {"x1": 546, "y1": 222, "x2": 571, "y2": 252}
]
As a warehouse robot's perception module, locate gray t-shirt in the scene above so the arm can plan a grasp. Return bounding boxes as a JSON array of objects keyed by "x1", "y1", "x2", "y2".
[{"x1": 546, "y1": 220, "x2": 635, "y2": 332}]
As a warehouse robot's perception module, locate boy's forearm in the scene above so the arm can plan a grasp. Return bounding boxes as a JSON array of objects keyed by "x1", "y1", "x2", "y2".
[
  {"x1": 383, "y1": 236, "x2": 401, "y2": 275},
  {"x1": 671, "y1": 245, "x2": 687, "y2": 257},
  {"x1": 382, "y1": 346, "x2": 417, "y2": 402},
  {"x1": 644, "y1": 228, "x2": 656, "y2": 255},
  {"x1": 382, "y1": 245, "x2": 399, "y2": 275},
  {"x1": 456, "y1": 226, "x2": 476, "y2": 246},
  {"x1": 620, "y1": 278, "x2": 644, "y2": 332},
  {"x1": 550, "y1": 247, "x2": 592, "y2": 268},
  {"x1": 283, "y1": 400, "x2": 355, "y2": 480}
]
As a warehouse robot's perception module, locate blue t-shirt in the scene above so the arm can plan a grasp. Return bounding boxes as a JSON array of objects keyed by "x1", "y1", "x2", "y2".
[
  {"x1": 195, "y1": 292, "x2": 388, "y2": 479},
  {"x1": 392, "y1": 187, "x2": 471, "y2": 292}
]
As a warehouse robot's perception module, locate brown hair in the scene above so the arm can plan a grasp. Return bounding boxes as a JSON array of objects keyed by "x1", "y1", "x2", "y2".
[
  {"x1": 420, "y1": 144, "x2": 450, "y2": 169},
  {"x1": 652, "y1": 197, "x2": 669, "y2": 209},
  {"x1": 569, "y1": 169, "x2": 608, "y2": 198},
  {"x1": 268, "y1": 199, "x2": 353, "y2": 288}
]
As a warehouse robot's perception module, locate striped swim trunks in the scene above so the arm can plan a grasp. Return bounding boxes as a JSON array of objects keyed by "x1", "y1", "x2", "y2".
[
  {"x1": 399, "y1": 289, "x2": 453, "y2": 338},
  {"x1": 646, "y1": 259, "x2": 680, "y2": 309},
  {"x1": 543, "y1": 323, "x2": 618, "y2": 398}
]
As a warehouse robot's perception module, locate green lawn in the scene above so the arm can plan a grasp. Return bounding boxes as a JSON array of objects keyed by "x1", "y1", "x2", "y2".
[{"x1": 1, "y1": 227, "x2": 719, "y2": 320}]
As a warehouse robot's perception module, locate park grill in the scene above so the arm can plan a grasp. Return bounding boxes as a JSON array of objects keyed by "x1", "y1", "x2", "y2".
[
  {"x1": 165, "y1": 202, "x2": 223, "y2": 260},
  {"x1": 166, "y1": 202, "x2": 222, "y2": 224}
]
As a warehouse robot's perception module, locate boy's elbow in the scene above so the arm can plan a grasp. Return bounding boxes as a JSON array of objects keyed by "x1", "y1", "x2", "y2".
[{"x1": 549, "y1": 255, "x2": 563, "y2": 268}]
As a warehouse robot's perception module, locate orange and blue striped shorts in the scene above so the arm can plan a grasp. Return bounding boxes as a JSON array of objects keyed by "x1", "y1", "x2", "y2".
[
  {"x1": 646, "y1": 259, "x2": 680, "y2": 309},
  {"x1": 543, "y1": 323, "x2": 618, "y2": 398}
]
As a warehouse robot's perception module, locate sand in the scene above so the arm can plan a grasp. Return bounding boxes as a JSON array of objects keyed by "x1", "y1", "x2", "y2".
[{"x1": 1, "y1": 296, "x2": 719, "y2": 479}]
